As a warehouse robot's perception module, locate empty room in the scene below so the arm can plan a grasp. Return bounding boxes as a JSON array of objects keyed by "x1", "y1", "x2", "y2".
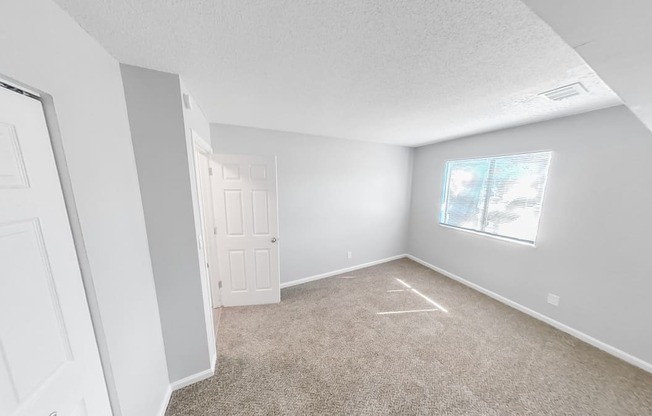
[{"x1": 1, "y1": 0, "x2": 652, "y2": 415}]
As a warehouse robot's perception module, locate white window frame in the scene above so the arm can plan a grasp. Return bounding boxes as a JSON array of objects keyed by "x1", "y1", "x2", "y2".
[{"x1": 439, "y1": 151, "x2": 552, "y2": 246}]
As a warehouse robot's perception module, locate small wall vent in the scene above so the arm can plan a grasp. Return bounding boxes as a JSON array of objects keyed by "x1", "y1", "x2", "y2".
[{"x1": 539, "y1": 82, "x2": 587, "y2": 101}]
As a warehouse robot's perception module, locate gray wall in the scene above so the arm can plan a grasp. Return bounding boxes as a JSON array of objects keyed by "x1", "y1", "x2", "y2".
[
  {"x1": 211, "y1": 124, "x2": 413, "y2": 284},
  {"x1": 408, "y1": 105, "x2": 652, "y2": 365},
  {"x1": 121, "y1": 65, "x2": 211, "y2": 383},
  {"x1": 0, "y1": 1, "x2": 170, "y2": 415}
]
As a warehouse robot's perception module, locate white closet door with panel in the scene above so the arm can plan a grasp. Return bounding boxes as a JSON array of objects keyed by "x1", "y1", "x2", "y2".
[{"x1": 0, "y1": 87, "x2": 111, "y2": 416}]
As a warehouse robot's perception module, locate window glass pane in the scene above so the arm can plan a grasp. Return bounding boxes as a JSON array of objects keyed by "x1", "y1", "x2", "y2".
[
  {"x1": 440, "y1": 151, "x2": 551, "y2": 243},
  {"x1": 441, "y1": 158, "x2": 491, "y2": 230},
  {"x1": 483, "y1": 153, "x2": 551, "y2": 242}
]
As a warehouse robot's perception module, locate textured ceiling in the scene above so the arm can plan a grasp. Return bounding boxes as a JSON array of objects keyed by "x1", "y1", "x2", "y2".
[{"x1": 54, "y1": 0, "x2": 620, "y2": 146}]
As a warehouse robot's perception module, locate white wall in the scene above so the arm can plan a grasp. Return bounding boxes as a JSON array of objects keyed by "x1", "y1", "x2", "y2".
[
  {"x1": 120, "y1": 65, "x2": 212, "y2": 384},
  {"x1": 523, "y1": 0, "x2": 652, "y2": 135},
  {"x1": 408, "y1": 105, "x2": 652, "y2": 366},
  {"x1": 211, "y1": 124, "x2": 413, "y2": 284},
  {"x1": 0, "y1": 1, "x2": 170, "y2": 415}
]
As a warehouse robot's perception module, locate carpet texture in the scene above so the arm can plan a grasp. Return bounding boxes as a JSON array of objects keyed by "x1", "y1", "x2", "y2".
[{"x1": 166, "y1": 259, "x2": 652, "y2": 415}]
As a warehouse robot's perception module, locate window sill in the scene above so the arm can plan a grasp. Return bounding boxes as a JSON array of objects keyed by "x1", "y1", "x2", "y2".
[{"x1": 438, "y1": 223, "x2": 536, "y2": 247}]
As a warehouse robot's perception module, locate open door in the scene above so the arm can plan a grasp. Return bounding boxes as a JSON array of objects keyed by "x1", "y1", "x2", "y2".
[
  {"x1": 190, "y1": 131, "x2": 217, "y2": 368},
  {"x1": 211, "y1": 154, "x2": 280, "y2": 306},
  {"x1": 0, "y1": 86, "x2": 111, "y2": 415}
]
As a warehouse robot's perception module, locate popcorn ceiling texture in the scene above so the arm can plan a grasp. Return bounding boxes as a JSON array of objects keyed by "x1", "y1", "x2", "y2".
[
  {"x1": 54, "y1": 0, "x2": 620, "y2": 145},
  {"x1": 165, "y1": 259, "x2": 652, "y2": 415}
]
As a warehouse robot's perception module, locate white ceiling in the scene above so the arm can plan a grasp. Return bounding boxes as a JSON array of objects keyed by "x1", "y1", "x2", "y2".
[{"x1": 55, "y1": 0, "x2": 621, "y2": 146}]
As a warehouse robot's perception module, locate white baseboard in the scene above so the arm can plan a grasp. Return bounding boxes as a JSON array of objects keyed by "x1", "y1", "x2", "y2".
[
  {"x1": 159, "y1": 354, "x2": 217, "y2": 415},
  {"x1": 157, "y1": 385, "x2": 172, "y2": 416},
  {"x1": 406, "y1": 254, "x2": 652, "y2": 375},
  {"x1": 280, "y1": 254, "x2": 407, "y2": 289},
  {"x1": 170, "y1": 366, "x2": 215, "y2": 391}
]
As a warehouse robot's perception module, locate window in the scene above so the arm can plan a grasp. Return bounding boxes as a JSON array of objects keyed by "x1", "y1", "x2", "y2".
[{"x1": 440, "y1": 151, "x2": 551, "y2": 244}]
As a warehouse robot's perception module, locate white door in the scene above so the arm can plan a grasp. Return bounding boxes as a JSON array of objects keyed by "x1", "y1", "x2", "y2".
[
  {"x1": 194, "y1": 149, "x2": 220, "y2": 307},
  {"x1": 211, "y1": 154, "x2": 280, "y2": 306},
  {"x1": 0, "y1": 87, "x2": 111, "y2": 416},
  {"x1": 191, "y1": 144, "x2": 217, "y2": 363}
]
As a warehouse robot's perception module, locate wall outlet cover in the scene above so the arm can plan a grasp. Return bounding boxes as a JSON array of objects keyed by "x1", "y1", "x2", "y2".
[{"x1": 547, "y1": 293, "x2": 560, "y2": 306}]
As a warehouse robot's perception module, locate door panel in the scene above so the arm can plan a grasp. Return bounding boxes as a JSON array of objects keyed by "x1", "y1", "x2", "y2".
[
  {"x1": 228, "y1": 250, "x2": 247, "y2": 291},
  {"x1": 0, "y1": 87, "x2": 111, "y2": 416},
  {"x1": 251, "y1": 190, "x2": 269, "y2": 235},
  {"x1": 250, "y1": 164, "x2": 267, "y2": 180},
  {"x1": 221, "y1": 164, "x2": 240, "y2": 180},
  {"x1": 224, "y1": 191, "x2": 244, "y2": 236},
  {"x1": 212, "y1": 154, "x2": 280, "y2": 306},
  {"x1": 0, "y1": 220, "x2": 71, "y2": 402},
  {"x1": 254, "y1": 249, "x2": 272, "y2": 290},
  {"x1": 0, "y1": 123, "x2": 29, "y2": 188}
]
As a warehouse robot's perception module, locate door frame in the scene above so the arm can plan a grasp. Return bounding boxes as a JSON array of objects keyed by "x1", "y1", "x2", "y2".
[
  {"x1": 189, "y1": 129, "x2": 218, "y2": 366},
  {"x1": 191, "y1": 132, "x2": 221, "y2": 308}
]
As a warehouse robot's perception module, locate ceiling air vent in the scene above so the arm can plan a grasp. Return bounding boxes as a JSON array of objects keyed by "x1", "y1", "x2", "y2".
[{"x1": 539, "y1": 82, "x2": 587, "y2": 101}]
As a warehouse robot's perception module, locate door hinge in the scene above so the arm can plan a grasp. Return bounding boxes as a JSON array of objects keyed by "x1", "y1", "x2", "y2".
[
  {"x1": 218, "y1": 281, "x2": 222, "y2": 288},
  {"x1": 213, "y1": 226, "x2": 217, "y2": 235},
  {"x1": 206, "y1": 262, "x2": 210, "y2": 269},
  {"x1": 208, "y1": 167, "x2": 213, "y2": 176}
]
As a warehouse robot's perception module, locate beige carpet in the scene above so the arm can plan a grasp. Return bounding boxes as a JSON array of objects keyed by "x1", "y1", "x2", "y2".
[{"x1": 166, "y1": 259, "x2": 652, "y2": 415}]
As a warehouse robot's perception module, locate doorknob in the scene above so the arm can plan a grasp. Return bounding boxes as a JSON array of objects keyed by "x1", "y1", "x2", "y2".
[
  {"x1": 271, "y1": 237, "x2": 277, "y2": 243},
  {"x1": 49, "y1": 412, "x2": 57, "y2": 416}
]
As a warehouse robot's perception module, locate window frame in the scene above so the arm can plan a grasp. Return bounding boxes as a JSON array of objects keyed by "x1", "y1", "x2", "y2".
[{"x1": 438, "y1": 150, "x2": 552, "y2": 246}]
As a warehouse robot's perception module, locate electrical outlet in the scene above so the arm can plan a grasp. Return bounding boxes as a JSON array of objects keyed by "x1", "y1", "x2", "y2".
[
  {"x1": 547, "y1": 293, "x2": 560, "y2": 306},
  {"x1": 347, "y1": 251, "x2": 352, "y2": 259}
]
